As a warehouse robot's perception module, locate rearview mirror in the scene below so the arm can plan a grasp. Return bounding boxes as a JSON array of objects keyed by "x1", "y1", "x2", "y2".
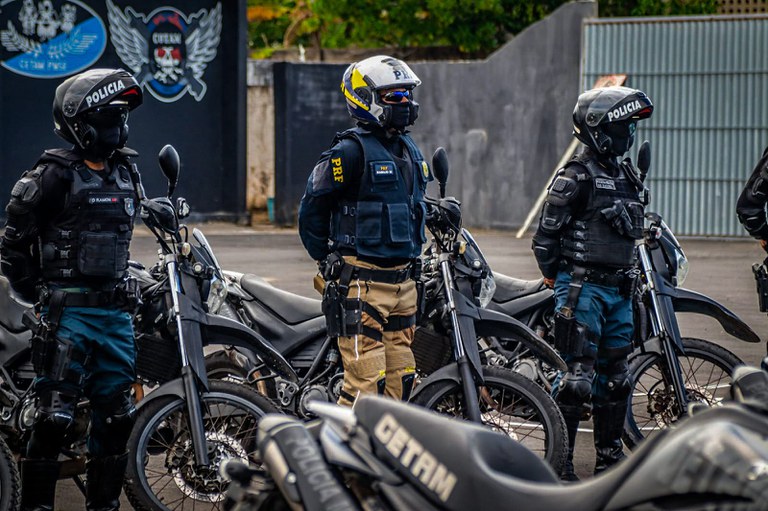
[
  {"x1": 158, "y1": 145, "x2": 180, "y2": 197},
  {"x1": 637, "y1": 140, "x2": 651, "y2": 180},
  {"x1": 432, "y1": 147, "x2": 449, "y2": 198}
]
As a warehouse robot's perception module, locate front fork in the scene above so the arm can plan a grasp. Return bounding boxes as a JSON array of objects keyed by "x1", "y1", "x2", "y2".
[
  {"x1": 637, "y1": 246, "x2": 689, "y2": 415},
  {"x1": 166, "y1": 254, "x2": 210, "y2": 466},
  {"x1": 440, "y1": 258, "x2": 483, "y2": 423}
]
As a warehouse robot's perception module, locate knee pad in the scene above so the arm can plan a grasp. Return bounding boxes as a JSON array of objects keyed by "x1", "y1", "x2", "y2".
[
  {"x1": 27, "y1": 390, "x2": 77, "y2": 458},
  {"x1": 92, "y1": 389, "x2": 136, "y2": 456},
  {"x1": 602, "y1": 358, "x2": 632, "y2": 402},
  {"x1": 556, "y1": 361, "x2": 595, "y2": 407}
]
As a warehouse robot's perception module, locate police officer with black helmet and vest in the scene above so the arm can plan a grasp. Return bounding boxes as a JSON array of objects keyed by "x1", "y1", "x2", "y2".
[
  {"x1": 0, "y1": 68, "x2": 143, "y2": 510},
  {"x1": 532, "y1": 86, "x2": 653, "y2": 481},
  {"x1": 298, "y1": 55, "x2": 431, "y2": 407}
]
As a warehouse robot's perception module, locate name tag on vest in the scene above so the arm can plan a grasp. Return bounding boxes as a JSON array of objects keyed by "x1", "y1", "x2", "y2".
[{"x1": 595, "y1": 178, "x2": 616, "y2": 190}]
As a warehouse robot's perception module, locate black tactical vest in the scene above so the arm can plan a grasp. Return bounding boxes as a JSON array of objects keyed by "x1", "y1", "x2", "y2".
[
  {"x1": 37, "y1": 149, "x2": 136, "y2": 282},
  {"x1": 561, "y1": 157, "x2": 644, "y2": 269},
  {"x1": 331, "y1": 128, "x2": 431, "y2": 260}
]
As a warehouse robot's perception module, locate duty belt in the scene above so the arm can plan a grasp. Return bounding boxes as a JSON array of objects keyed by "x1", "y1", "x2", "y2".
[
  {"x1": 342, "y1": 264, "x2": 415, "y2": 284},
  {"x1": 39, "y1": 287, "x2": 118, "y2": 308},
  {"x1": 562, "y1": 263, "x2": 631, "y2": 288}
]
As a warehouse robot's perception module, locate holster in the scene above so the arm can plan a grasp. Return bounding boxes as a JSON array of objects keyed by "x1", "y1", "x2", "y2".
[
  {"x1": 553, "y1": 312, "x2": 593, "y2": 358},
  {"x1": 322, "y1": 280, "x2": 344, "y2": 338},
  {"x1": 753, "y1": 259, "x2": 768, "y2": 312},
  {"x1": 22, "y1": 308, "x2": 76, "y2": 382},
  {"x1": 114, "y1": 275, "x2": 142, "y2": 312}
]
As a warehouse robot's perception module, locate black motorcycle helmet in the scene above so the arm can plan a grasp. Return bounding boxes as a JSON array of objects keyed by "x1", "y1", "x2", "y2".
[
  {"x1": 572, "y1": 86, "x2": 653, "y2": 156},
  {"x1": 53, "y1": 68, "x2": 143, "y2": 160}
]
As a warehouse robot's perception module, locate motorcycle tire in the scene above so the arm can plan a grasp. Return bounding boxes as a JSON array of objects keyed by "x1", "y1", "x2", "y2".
[
  {"x1": 124, "y1": 380, "x2": 280, "y2": 511},
  {"x1": 0, "y1": 435, "x2": 20, "y2": 511},
  {"x1": 205, "y1": 350, "x2": 249, "y2": 383},
  {"x1": 410, "y1": 366, "x2": 567, "y2": 473},
  {"x1": 623, "y1": 337, "x2": 742, "y2": 449}
]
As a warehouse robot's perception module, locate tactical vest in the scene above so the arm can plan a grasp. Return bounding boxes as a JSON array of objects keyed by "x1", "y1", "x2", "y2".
[
  {"x1": 331, "y1": 128, "x2": 431, "y2": 260},
  {"x1": 561, "y1": 157, "x2": 644, "y2": 269},
  {"x1": 37, "y1": 149, "x2": 136, "y2": 282}
]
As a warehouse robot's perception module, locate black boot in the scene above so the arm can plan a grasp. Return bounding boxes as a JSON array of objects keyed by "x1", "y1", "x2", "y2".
[
  {"x1": 20, "y1": 459, "x2": 60, "y2": 511},
  {"x1": 559, "y1": 405, "x2": 582, "y2": 482},
  {"x1": 593, "y1": 402, "x2": 627, "y2": 475},
  {"x1": 86, "y1": 452, "x2": 129, "y2": 511}
]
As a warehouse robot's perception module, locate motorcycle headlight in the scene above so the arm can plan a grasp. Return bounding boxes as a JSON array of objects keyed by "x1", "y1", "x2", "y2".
[
  {"x1": 674, "y1": 248, "x2": 689, "y2": 286},
  {"x1": 206, "y1": 277, "x2": 228, "y2": 314},
  {"x1": 478, "y1": 274, "x2": 496, "y2": 308}
]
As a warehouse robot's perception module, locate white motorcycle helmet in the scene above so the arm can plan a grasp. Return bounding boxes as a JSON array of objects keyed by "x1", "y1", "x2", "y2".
[{"x1": 341, "y1": 55, "x2": 421, "y2": 129}]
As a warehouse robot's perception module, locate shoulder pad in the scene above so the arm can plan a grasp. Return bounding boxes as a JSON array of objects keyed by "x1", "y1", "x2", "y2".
[
  {"x1": 10, "y1": 172, "x2": 42, "y2": 205},
  {"x1": 38, "y1": 148, "x2": 80, "y2": 167},
  {"x1": 548, "y1": 172, "x2": 580, "y2": 207},
  {"x1": 562, "y1": 161, "x2": 591, "y2": 181},
  {"x1": 115, "y1": 147, "x2": 139, "y2": 158}
]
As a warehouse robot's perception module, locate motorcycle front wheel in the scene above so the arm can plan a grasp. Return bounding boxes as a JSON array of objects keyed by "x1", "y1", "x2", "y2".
[
  {"x1": 624, "y1": 337, "x2": 742, "y2": 449},
  {"x1": 0, "y1": 435, "x2": 20, "y2": 511},
  {"x1": 410, "y1": 366, "x2": 567, "y2": 473},
  {"x1": 124, "y1": 380, "x2": 279, "y2": 511}
]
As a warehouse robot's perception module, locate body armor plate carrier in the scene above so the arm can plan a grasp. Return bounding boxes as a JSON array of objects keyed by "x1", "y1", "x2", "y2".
[
  {"x1": 331, "y1": 127, "x2": 431, "y2": 260},
  {"x1": 561, "y1": 157, "x2": 644, "y2": 269},
  {"x1": 38, "y1": 149, "x2": 136, "y2": 281}
]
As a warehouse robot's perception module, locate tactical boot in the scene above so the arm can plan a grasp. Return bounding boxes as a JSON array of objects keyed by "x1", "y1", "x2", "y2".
[
  {"x1": 86, "y1": 452, "x2": 129, "y2": 511},
  {"x1": 559, "y1": 405, "x2": 582, "y2": 482},
  {"x1": 593, "y1": 402, "x2": 627, "y2": 474},
  {"x1": 20, "y1": 458, "x2": 60, "y2": 511}
]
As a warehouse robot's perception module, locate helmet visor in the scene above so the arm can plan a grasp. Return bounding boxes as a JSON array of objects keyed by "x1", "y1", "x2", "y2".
[{"x1": 83, "y1": 106, "x2": 129, "y2": 128}]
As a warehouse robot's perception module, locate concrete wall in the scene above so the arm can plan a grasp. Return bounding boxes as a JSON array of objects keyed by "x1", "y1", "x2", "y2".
[
  {"x1": 247, "y1": 61, "x2": 275, "y2": 217},
  {"x1": 245, "y1": 0, "x2": 596, "y2": 228}
]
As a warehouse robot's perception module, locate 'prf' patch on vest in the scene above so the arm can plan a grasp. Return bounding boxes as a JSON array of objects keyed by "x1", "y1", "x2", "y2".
[
  {"x1": 595, "y1": 178, "x2": 616, "y2": 190},
  {"x1": 374, "y1": 163, "x2": 395, "y2": 177}
]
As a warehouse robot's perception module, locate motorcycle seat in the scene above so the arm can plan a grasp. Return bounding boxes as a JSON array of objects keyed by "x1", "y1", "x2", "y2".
[
  {"x1": 0, "y1": 276, "x2": 31, "y2": 333},
  {"x1": 239, "y1": 274, "x2": 323, "y2": 325},
  {"x1": 354, "y1": 395, "x2": 663, "y2": 511},
  {"x1": 492, "y1": 273, "x2": 547, "y2": 303}
]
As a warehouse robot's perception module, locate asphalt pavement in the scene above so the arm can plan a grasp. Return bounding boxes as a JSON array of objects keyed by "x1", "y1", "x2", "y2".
[{"x1": 52, "y1": 223, "x2": 766, "y2": 509}]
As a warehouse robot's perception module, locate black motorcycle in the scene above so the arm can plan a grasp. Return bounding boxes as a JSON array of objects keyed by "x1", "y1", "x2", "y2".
[
  {"x1": 0, "y1": 146, "x2": 281, "y2": 511},
  {"x1": 485, "y1": 142, "x2": 759, "y2": 447},
  {"x1": 205, "y1": 148, "x2": 569, "y2": 471},
  {"x1": 223, "y1": 363, "x2": 768, "y2": 511}
]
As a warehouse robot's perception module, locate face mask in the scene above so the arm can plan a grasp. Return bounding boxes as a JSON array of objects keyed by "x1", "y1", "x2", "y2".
[
  {"x1": 386, "y1": 101, "x2": 419, "y2": 131},
  {"x1": 610, "y1": 134, "x2": 635, "y2": 156},
  {"x1": 83, "y1": 125, "x2": 126, "y2": 160}
]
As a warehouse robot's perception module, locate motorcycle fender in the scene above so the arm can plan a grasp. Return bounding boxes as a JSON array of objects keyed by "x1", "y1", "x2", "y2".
[
  {"x1": 671, "y1": 287, "x2": 761, "y2": 343},
  {"x1": 201, "y1": 313, "x2": 299, "y2": 383},
  {"x1": 135, "y1": 377, "x2": 186, "y2": 409},
  {"x1": 475, "y1": 308, "x2": 567, "y2": 372},
  {"x1": 409, "y1": 363, "x2": 462, "y2": 402},
  {"x1": 452, "y1": 292, "x2": 486, "y2": 381}
]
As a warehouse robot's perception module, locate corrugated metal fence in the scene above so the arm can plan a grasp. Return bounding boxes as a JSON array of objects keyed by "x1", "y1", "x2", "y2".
[{"x1": 583, "y1": 15, "x2": 768, "y2": 236}]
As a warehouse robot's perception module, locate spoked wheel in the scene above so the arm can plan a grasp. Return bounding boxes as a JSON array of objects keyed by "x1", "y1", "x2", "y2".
[
  {"x1": 410, "y1": 366, "x2": 567, "y2": 473},
  {"x1": 624, "y1": 337, "x2": 742, "y2": 449},
  {"x1": 0, "y1": 435, "x2": 20, "y2": 511},
  {"x1": 124, "y1": 380, "x2": 279, "y2": 511}
]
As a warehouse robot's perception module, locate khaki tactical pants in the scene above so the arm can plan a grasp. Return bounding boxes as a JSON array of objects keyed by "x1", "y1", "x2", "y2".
[{"x1": 335, "y1": 256, "x2": 418, "y2": 406}]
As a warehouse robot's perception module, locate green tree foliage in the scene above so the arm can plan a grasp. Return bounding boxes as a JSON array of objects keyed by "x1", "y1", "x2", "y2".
[{"x1": 248, "y1": 0, "x2": 718, "y2": 58}]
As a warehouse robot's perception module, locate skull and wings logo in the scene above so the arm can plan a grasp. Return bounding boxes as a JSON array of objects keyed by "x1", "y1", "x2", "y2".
[{"x1": 106, "y1": 0, "x2": 221, "y2": 103}]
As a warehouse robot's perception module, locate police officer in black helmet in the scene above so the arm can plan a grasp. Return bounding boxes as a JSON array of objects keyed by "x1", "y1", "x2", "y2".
[
  {"x1": 532, "y1": 86, "x2": 653, "y2": 480},
  {"x1": 0, "y1": 68, "x2": 143, "y2": 510}
]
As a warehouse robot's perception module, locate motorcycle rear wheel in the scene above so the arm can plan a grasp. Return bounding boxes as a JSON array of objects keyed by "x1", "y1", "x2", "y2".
[
  {"x1": 124, "y1": 380, "x2": 279, "y2": 511},
  {"x1": 410, "y1": 366, "x2": 567, "y2": 473},
  {"x1": 623, "y1": 337, "x2": 742, "y2": 449},
  {"x1": 0, "y1": 435, "x2": 20, "y2": 511}
]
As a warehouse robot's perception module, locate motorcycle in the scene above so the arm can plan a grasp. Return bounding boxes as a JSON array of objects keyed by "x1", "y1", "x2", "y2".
[
  {"x1": 0, "y1": 146, "x2": 281, "y2": 511},
  {"x1": 224, "y1": 363, "x2": 768, "y2": 511},
  {"x1": 0, "y1": 435, "x2": 19, "y2": 511},
  {"x1": 485, "y1": 142, "x2": 759, "y2": 447},
  {"x1": 205, "y1": 148, "x2": 569, "y2": 471}
]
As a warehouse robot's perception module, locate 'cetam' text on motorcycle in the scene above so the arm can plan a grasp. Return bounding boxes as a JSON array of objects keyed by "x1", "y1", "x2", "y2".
[
  {"x1": 484, "y1": 141, "x2": 759, "y2": 447},
  {"x1": 223, "y1": 362, "x2": 768, "y2": 511}
]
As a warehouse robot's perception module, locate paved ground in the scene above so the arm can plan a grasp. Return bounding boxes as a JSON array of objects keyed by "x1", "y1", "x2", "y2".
[{"x1": 52, "y1": 223, "x2": 766, "y2": 508}]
